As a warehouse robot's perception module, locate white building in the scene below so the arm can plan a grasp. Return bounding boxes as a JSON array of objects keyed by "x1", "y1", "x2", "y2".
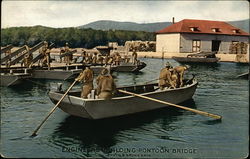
[{"x1": 156, "y1": 19, "x2": 249, "y2": 55}]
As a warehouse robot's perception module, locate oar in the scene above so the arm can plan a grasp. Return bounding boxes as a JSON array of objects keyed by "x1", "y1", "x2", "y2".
[
  {"x1": 31, "y1": 80, "x2": 78, "y2": 137},
  {"x1": 118, "y1": 89, "x2": 222, "y2": 120}
]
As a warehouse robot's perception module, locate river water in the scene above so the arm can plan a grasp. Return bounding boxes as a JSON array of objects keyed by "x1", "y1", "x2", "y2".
[{"x1": 1, "y1": 58, "x2": 248, "y2": 158}]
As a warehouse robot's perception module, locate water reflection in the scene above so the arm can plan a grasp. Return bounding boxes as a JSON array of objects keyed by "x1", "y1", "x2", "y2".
[{"x1": 51, "y1": 99, "x2": 196, "y2": 150}]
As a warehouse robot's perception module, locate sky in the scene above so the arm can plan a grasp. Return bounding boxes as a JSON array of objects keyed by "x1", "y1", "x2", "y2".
[{"x1": 1, "y1": 0, "x2": 249, "y2": 28}]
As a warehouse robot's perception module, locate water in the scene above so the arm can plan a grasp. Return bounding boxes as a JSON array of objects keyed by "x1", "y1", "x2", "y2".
[{"x1": 1, "y1": 58, "x2": 249, "y2": 158}]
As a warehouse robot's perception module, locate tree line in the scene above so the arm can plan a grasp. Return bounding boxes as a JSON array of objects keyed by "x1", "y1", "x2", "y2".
[{"x1": 1, "y1": 26, "x2": 155, "y2": 48}]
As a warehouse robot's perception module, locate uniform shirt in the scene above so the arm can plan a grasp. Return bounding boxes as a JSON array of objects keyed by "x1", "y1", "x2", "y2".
[
  {"x1": 96, "y1": 75, "x2": 116, "y2": 95},
  {"x1": 159, "y1": 68, "x2": 174, "y2": 87},
  {"x1": 76, "y1": 68, "x2": 94, "y2": 84}
]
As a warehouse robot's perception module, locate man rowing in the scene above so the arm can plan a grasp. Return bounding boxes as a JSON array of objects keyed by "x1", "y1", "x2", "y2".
[{"x1": 75, "y1": 67, "x2": 94, "y2": 99}]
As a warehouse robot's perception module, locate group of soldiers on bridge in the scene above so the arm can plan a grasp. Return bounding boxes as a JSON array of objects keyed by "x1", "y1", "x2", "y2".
[
  {"x1": 80, "y1": 48, "x2": 138, "y2": 66},
  {"x1": 1, "y1": 41, "x2": 140, "y2": 70}
]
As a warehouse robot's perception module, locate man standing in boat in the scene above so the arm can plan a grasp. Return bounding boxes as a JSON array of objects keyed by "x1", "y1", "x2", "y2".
[
  {"x1": 131, "y1": 48, "x2": 138, "y2": 65},
  {"x1": 174, "y1": 65, "x2": 189, "y2": 87},
  {"x1": 159, "y1": 63, "x2": 175, "y2": 90},
  {"x1": 96, "y1": 68, "x2": 116, "y2": 100},
  {"x1": 75, "y1": 66, "x2": 94, "y2": 99}
]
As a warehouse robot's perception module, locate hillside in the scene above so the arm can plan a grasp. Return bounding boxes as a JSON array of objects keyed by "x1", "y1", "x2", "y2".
[
  {"x1": 79, "y1": 19, "x2": 249, "y2": 33},
  {"x1": 78, "y1": 20, "x2": 172, "y2": 32}
]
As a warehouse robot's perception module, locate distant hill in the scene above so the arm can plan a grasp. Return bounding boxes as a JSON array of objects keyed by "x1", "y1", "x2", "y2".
[
  {"x1": 78, "y1": 20, "x2": 172, "y2": 32},
  {"x1": 227, "y1": 19, "x2": 249, "y2": 33},
  {"x1": 78, "y1": 19, "x2": 249, "y2": 33}
]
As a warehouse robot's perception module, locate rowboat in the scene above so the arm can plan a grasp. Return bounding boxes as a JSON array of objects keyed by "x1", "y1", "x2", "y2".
[
  {"x1": 31, "y1": 69, "x2": 82, "y2": 80},
  {"x1": 111, "y1": 61, "x2": 147, "y2": 72},
  {"x1": 48, "y1": 78, "x2": 198, "y2": 119},
  {"x1": 173, "y1": 52, "x2": 220, "y2": 63},
  {"x1": 237, "y1": 72, "x2": 249, "y2": 79},
  {"x1": 0, "y1": 73, "x2": 31, "y2": 87}
]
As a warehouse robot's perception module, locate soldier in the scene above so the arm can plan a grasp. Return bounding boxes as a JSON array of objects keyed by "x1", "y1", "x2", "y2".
[
  {"x1": 170, "y1": 69, "x2": 178, "y2": 88},
  {"x1": 114, "y1": 52, "x2": 121, "y2": 65},
  {"x1": 158, "y1": 63, "x2": 175, "y2": 90},
  {"x1": 131, "y1": 49, "x2": 138, "y2": 65},
  {"x1": 5, "y1": 50, "x2": 11, "y2": 68},
  {"x1": 92, "y1": 52, "x2": 98, "y2": 65},
  {"x1": 174, "y1": 65, "x2": 189, "y2": 87},
  {"x1": 104, "y1": 54, "x2": 109, "y2": 65},
  {"x1": 81, "y1": 49, "x2": 87, "y2": 64},
  {"x1": 125, "y1": 54, "x2": 130, "y2": 63},
  {"x1": 107, "y1": 55, "x2": 114, "y2": 65},
  {"x1": 42, "y1": 47, "x2": 51, "y2": 70},
  {"x1": 38, "y1": 42, "x2": 48, "y2": 66},
  {"x1": 22, "y1": 45, "x2": 33, "y2": 68},
  {"x1": 64, "y1": 42, "x2": 71, "y2": 65},
  {"x1": 75, "y1": 67, "x2": 94, "y2": 99},
  {"x1": 97, "y1": 54, "x2": 104, "y2": 64},
  {"x1": 96, "y1": 68, "x2": 116, "y2": 100}
]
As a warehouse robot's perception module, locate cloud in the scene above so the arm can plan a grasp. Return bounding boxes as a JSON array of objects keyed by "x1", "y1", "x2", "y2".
[{"x1": 1, "y1": 0, "x2": 249, "y2": 28}]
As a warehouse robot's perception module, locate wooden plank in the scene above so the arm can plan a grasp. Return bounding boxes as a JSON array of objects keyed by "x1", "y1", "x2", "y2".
[
  {"x1": 1, "y1": 45, "x2": 13, "y2": 54},
  {"x1": 10, "y1": 42, "x2": 44, "y2": 65},
  {"x1": 1, "y1": 46, "x2": 26, "y2": 63}
]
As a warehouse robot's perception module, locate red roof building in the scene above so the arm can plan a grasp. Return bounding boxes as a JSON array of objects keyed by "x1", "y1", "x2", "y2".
[
  {"x1": 156, "y1": 19, "x2": 249, "y2": 57},
  {"x1": 156, "y1": 19, "x2": 249, "y2": 36}
]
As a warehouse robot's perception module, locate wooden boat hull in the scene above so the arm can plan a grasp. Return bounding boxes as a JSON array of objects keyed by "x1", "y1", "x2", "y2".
[
  {"x1": 0, "y1": 73, "x2": 31, "y2": 86},
  {"x1": 237, "y1": 72, "x2": 249, "y2": 79},
  {"x1": 173, "y1": 56, "x2": 220, "y2": 63},
  {"x1": 31, "y1": 69, "x2": 82, "y2": 80},
  {"x1": 48, "y1": 79, "x2": 198, "y2": 119},
  {"x1": 112, "y1": 62, "x2": 147, "y2": 72}
]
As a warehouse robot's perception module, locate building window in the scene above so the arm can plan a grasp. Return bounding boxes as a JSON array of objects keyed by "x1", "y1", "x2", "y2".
[
  {"x1": 212, "y1": 28, "x2": 220, "y2": 32},
  {"x1": 232, "y1": 29, "x2": 240, "y2": 33},
  {"x1": 190, "y1": 27, "x2": 199, "y2": 31},
  {"x1": 192, "y1": 40, "x2": 201, "y2": 52}
]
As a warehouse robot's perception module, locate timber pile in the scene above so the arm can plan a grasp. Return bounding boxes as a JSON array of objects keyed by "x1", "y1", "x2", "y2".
[{"x1": 229, "y1": 42, "x2": 248, "y2": 54}]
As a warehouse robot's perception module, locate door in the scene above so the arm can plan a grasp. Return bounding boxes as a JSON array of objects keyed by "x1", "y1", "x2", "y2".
[
  {"x1": 212, "y1": 40, "x2": 221, "y2": 52},
  {"x1": 192, "y1": 40, "x2": 201, "y2": 52}
]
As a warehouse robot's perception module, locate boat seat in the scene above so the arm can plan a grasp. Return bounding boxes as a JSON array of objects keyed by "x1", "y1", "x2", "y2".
[
  {"x1": 124, "y1": 87, "x2": 135, "y2": 93},
  {"x1": 135, "y1": 86, "x2": 144, "y2": 93},
  {"x1": 144, "y1": 85, "x2": 155, "y2": 92}
]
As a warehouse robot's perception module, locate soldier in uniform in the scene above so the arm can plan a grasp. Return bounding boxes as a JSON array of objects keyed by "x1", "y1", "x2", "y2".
[
  {"x1": 64, "y1": 42, "x2": 71, "y2": 65},
  {"x1": 42, "y1": 46, "x2": 51, "y2": 70},
  {"x1": 92, "y1": 52, "x2": 98, "y2": 65},
  {"x1": 81, "y1": 49, "x2": 87, "y2": 64},
  {"x1": 107, "y1": 55, "x2": 114, "y2": 65},
  {"x1": 38, "y1": 42, "x2": 48, "y2": 67},
  {"x1": 96, "y1": 68, "x2": 116, "y2": 100},
  {"x1": 124, "y1": 54, "x2": 130, "y2": 63},
  {"x1": 104, "y1": 54, "x2": 109, "y2": 65},
  {"x1": 5, "y1": 50, "x2": 11, "y2": 68},
  {"x1": 174, "y1": 65, "x2": 189, "y2": 87},
  {"x1": 22, "y1": 45, "x2": 33, "y2": 68},
  {"x1": 59, "y1": 48, "x2": 65, "y2": 63},
  {"x1": 170, "y1": 69, "x2": 178, "y2": 88},
  {"x1": 131, "y1": 49, "x2": 138, "y2": 65},
  {"x1": 114, "y1": 52, "x2": 121, "y2": 65},
  {"x1": 158, "y1": 63, "x2": 175, "y2": 90},
  {"x1": 97, "y1": 54, "x2": 104, "y2": 64},
  {"x1": 75, "y1": 67, "x2": 94, "y2": 99}
]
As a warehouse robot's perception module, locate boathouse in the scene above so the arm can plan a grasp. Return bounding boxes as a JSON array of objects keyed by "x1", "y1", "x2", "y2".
[{"x1": 156, "y1": 19, "x2": 249, "y2": 61}]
